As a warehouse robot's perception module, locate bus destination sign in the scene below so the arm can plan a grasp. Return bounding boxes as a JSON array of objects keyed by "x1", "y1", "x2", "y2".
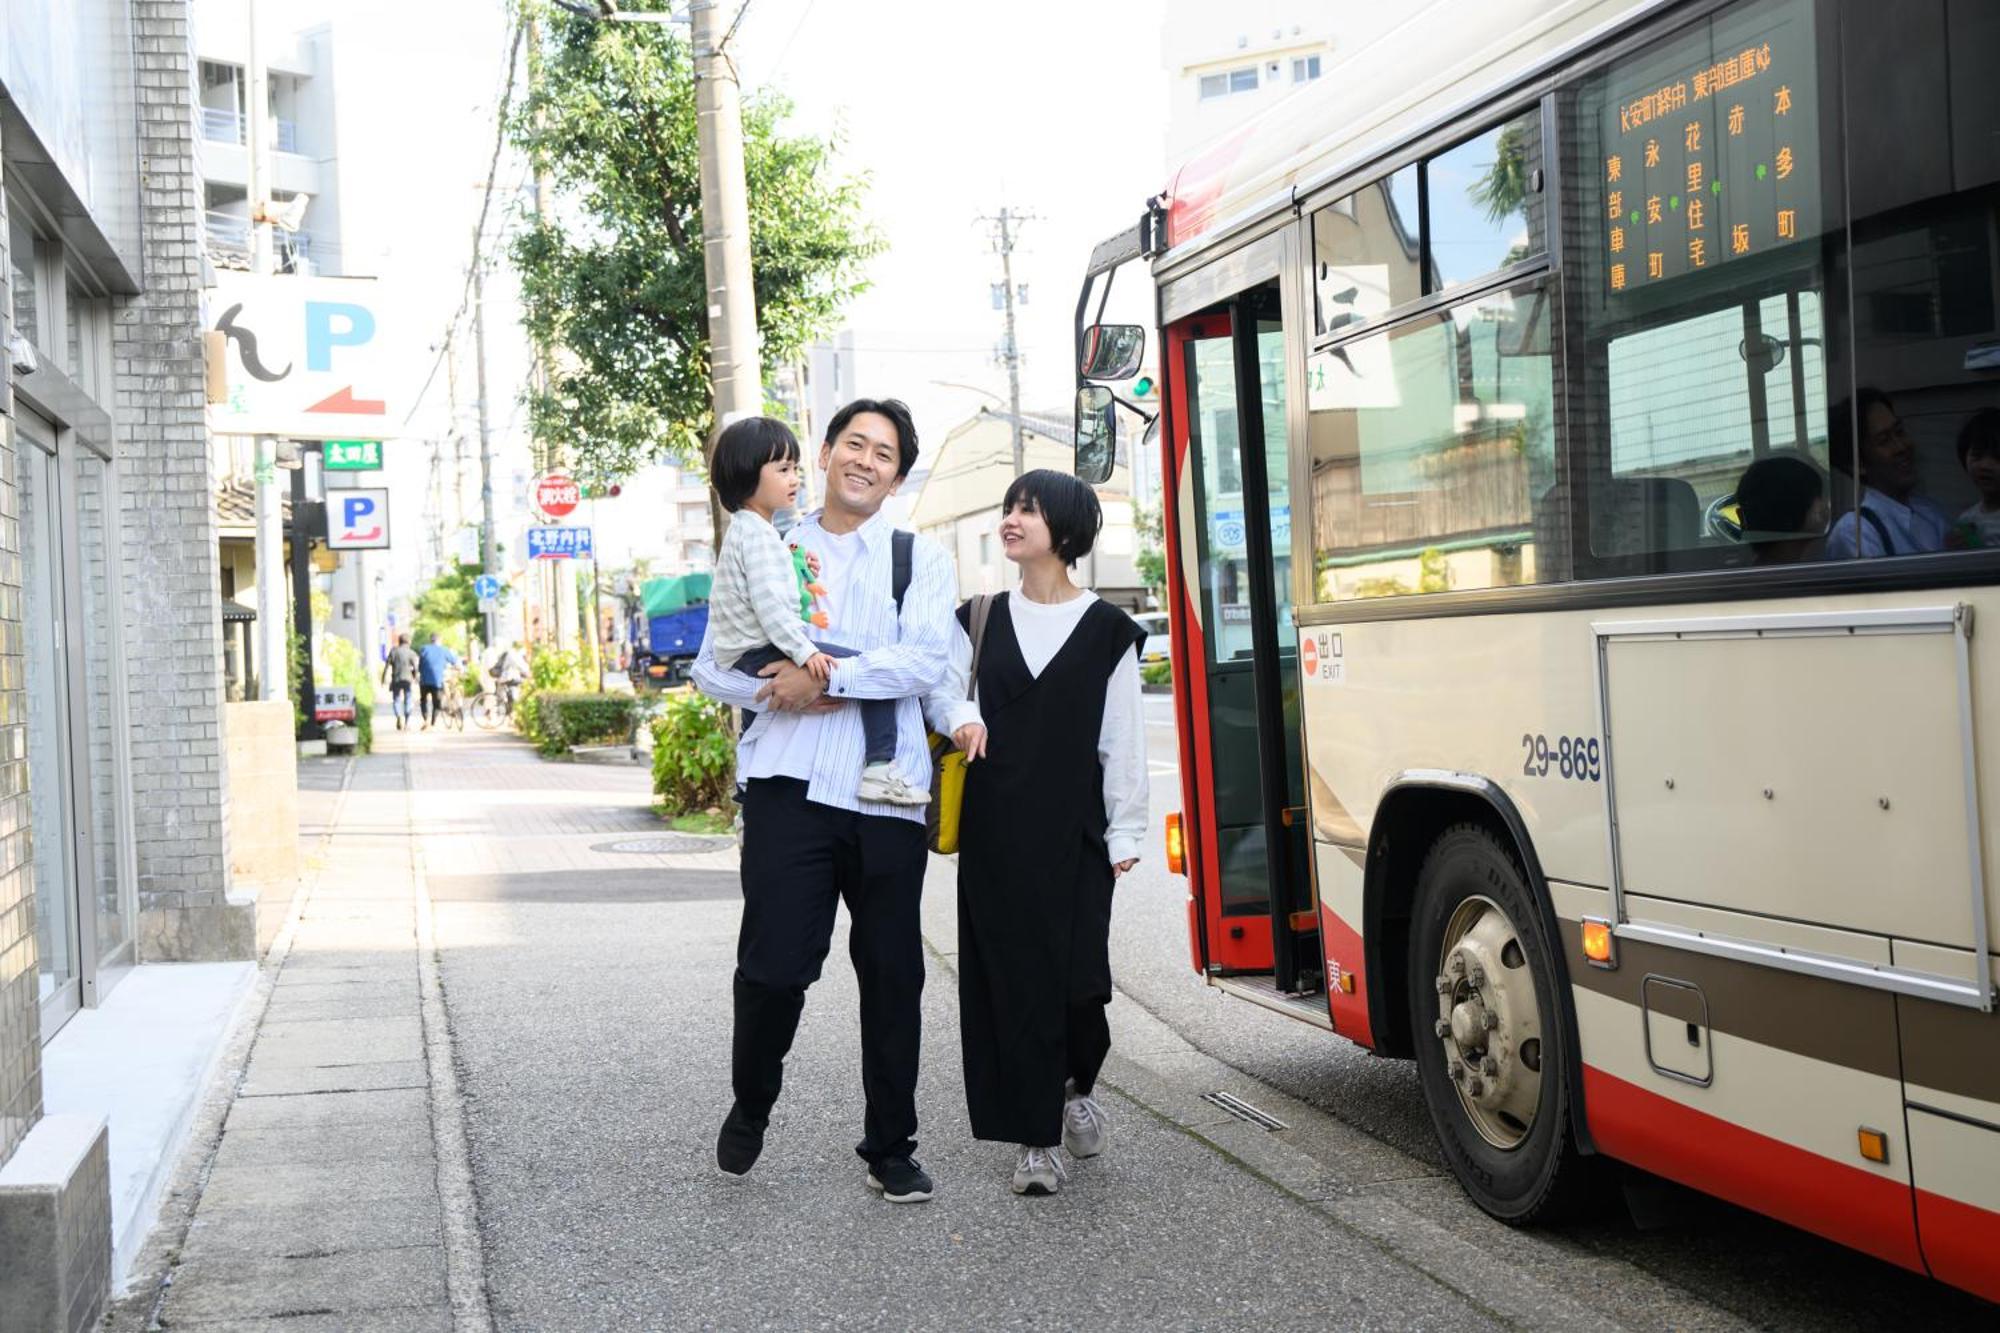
[{"x1": 1598, "y1": 4, "x2": 1817, "y2": 296}]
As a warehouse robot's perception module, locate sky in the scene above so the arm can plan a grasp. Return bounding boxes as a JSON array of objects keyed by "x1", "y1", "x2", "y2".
[{"x1": 255, "y1": 0, "x2": 1172, "y2": 598}]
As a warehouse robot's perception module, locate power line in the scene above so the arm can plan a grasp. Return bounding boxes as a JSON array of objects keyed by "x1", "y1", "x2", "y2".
[
  {"x1": 765, "y1": 0, "x2": 816, "y2": 79},
  {"x1": 402, "y1": 11, "x2": 528, "y2": 428}
]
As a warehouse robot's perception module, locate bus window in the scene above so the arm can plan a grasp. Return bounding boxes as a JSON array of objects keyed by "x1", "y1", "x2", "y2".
[
  {"x1": 1840, "y1": 0, "x2": 2000, "y2": 559},
  {"x1": 1563, "y1": 0, "x2": 1838, "y2": 577},
  {"x1": 1311, "y1": 165, "x2": 1420, "y2": 337},
  {"x1": 1427, "y1": 106, "x2": 1545, "y2": 291},
  {"x1": 1304, "y1": 281, "x2": 1558, "y2": 601}
]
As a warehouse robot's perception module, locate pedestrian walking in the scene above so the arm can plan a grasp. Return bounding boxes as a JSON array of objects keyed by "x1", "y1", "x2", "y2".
[
  {"x1": 925, "y1": 469, "x2": 1146, "y2": 1196},
  {"x1": 382, "y1": 633, "x2": 420, "y2": 731},
  {"x1": 691, "y1": 399, "x2": 953, "y2": 1204},
  {"x1": 417, "y1": 636, "x2": 461, "y2": 730}
]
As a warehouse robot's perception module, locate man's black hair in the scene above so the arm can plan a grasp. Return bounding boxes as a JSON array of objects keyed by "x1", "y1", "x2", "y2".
[
  {"x1": 1735, "y1": 453, "x2": 1824, "y2": 538},
  {"x1": 1828, "y1": 386, "x2": 1894, "y2": 477},
  {"x1": 711, "y1": 416, "x2": 801, "y2": 512},
  {"x1": 1956, "y1": 407, "x2": 2000, "y2": 469},
  {"x1": 1001, "y1": 468, "x2": 1103, "y2": 566},
  {"x1": 823, "y1": 398, "x2": 920, "y2": 478}
]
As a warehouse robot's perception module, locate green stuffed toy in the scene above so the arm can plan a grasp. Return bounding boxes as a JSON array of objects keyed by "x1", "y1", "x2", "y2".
[{"x1": 790, "y1": 544, "x2": 830, "y2": 629}]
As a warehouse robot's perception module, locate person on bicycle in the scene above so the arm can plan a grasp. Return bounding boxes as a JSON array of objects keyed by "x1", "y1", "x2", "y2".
[
  {"x1": 493, "y1": 641, "x2": 530, "y2": 714},
  {"x1": 417, "y1": 636, "x2": 461, "y2": 730}
]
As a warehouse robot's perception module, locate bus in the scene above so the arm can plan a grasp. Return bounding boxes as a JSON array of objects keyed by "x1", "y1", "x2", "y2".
[{"x1": 1070, "y1": 0, "x2": 1999, "y2": 1300}]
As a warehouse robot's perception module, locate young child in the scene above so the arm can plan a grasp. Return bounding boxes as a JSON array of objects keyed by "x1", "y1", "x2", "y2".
[
  {"x1": 1954, "y1": 409, "x2": 2000, "y2": 549},
  {"x1": 708, "y1": 416, "x2": 927, "y2": 806}
]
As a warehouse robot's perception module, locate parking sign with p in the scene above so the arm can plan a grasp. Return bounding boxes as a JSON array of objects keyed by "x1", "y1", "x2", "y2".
[{"x1": 328, "y1": 489, "x2": 390, "y2": 549}]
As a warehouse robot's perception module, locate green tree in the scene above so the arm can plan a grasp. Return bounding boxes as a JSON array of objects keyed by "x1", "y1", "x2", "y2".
[
  {"x1": 413, "y1": 561, "x2": 483, "y2": 656},
  {"x1": 511, "y1": 3, "x2": 882, "y2": 481},
  {"x1": 1469, "y1": 120, "x2": 1534, "y2": 267},
  {"x1": 1133, "y1": 502, "x2": 1167, "y2": 600}
]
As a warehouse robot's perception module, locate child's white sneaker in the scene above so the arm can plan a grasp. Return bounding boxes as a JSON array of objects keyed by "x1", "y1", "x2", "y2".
[{"x1": 858, "y1": 764, "x2": 929, "y2": 806}]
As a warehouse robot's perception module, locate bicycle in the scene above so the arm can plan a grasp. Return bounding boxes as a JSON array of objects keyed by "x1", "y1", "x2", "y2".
[{"x1": 471, "y1": 678, "x2": 520, "y2": 731}]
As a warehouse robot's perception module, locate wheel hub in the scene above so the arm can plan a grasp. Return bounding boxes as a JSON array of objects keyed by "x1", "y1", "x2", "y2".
[{"x1": 1432, "y1": 895, "x2": 1544, "y2": 1150}]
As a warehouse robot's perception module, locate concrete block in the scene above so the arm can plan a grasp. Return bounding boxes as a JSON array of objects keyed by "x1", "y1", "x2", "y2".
[{"x1": 0, "y1": 1113, "x2": 110, "y2": 1333}]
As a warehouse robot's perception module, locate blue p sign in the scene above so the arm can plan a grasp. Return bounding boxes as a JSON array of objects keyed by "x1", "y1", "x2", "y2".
[
  {"x1": 328, "y1": 488, "x2": 390, "y2": 550},
  {"x1": 306, "y1": 302, "x2": 376, "y2": 372}
]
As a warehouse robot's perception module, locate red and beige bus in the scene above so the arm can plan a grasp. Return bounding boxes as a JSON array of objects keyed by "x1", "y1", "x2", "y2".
[{"x1": 1071, "y1": 0, "x2": 1999, "y2": 1299}]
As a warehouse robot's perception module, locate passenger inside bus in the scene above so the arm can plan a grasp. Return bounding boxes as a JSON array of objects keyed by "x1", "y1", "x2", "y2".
[
  {"x1": 1732, "y1": 453, "x2": 1828, "y2": 564},
  {"x1": 1824, "y1": 389, "x2": 1952, "y2": 560}
]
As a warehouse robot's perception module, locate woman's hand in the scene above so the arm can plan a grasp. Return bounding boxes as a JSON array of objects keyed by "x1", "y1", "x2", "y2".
[
  {"x1": 953, "y1": 723, "x2": 988, "y2": 762},
  {"x1": 1113, "y1": 858, "x2": 1138, "y2": 879}
]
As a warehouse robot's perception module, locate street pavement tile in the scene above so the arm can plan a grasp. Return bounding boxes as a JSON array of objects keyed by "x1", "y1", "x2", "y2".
[
  {"x1": 212, "y1": 1116, "x2": 434, "y2": 1168},
  {"x1": 198, "y1": 1158, "x2": 440, "y2": 1212},
  {"x1": 257, "y1": 993, "x2": 415, "y2": 1024},
  {"x1": 237, "y1": 1059, "x2": 428, "y2": 1097},
  {"x1": 249, "y1": 1017, "x2": 425, "y2": 1067},
  {"x1": 224, "y1": 1087, "x2": 429, "y2": 1131},
  {"x1": 159, "y1": 1247, "x2": 447, "y2": 1324},
  {"x1": 164, "y1": 1310, "x2": 451, "y2": 1333},
  {"x1": 184, "y1": 1196, "x2": 443, "y2": 1258}
]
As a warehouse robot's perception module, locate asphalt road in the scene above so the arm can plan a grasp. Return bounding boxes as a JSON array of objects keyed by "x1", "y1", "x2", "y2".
[{"x1": 421, "y1": 717, "x2": 1996, "y2": 1330}]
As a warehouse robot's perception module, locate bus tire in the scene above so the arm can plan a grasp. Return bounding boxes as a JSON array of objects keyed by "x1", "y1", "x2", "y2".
[{"x1": 1407, "y1": 822, "x2": 1591, "y2": 1224}]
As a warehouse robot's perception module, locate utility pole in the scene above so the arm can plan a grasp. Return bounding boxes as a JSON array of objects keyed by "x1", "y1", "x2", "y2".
[
  {"x1": 526, "y1": 8, "x2": 581, "y2": 655},
  {"x1": 692, "y1": 0, "x2": 763, "y2": 431},
  {"x1": 473, "y1": 235, "x2": 498, "y2": 653},
  {"x1": 979, "y1": 206, "x2": 1035, "y2": 475},
  {"x1": 247, "y1": 0, "x2": 287, "y2": 703}
]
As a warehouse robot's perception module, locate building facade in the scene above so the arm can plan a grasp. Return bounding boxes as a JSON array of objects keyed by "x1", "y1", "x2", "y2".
[
  {"x1": 1163, "y1": 2, "x2": 1341, "y2": 165},
  {"x1": 1, "y1": 1, "x2": 243, "y2": 1327}
]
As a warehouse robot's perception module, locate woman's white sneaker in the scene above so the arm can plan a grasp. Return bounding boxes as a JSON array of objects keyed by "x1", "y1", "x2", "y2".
[
  {"x1": 1062, "y1": 1086, "x2": 1108, "y2": 1159},
  {"x1": 1011, "y1": 1145, "x2": 1067, "y2": 1196}
]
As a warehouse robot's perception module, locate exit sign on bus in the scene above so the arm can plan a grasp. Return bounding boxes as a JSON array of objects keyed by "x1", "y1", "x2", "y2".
[{"x1": 324, "y1": 439, "x2": 383, "y2": 470}]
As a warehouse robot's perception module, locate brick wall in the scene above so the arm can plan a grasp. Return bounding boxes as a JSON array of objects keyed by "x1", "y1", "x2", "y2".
[
  {"x1": 0, "y1": 117, "x2": 45, "y2": 1172},
  {"x1": 117, "y1": 0, "x2": 236, "y2": 952}
]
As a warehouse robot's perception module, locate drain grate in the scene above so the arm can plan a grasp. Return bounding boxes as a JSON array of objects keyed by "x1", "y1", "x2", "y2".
[
  {"x1": 1201, "y1": 1090, "x2": 1289, "y2": 1132},
  {"x1": 593, "y1": 834, "x2": 732, "y2": 855}
]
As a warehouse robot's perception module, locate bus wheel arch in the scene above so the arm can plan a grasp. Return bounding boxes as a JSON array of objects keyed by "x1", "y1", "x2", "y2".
[{"x1": 1364, "y1": 776, "x2": 1596, "y2": 1159}]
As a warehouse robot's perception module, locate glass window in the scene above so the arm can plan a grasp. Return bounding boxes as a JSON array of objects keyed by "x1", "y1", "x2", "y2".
[
  {"x1": 1426, "y1": 108, "x2": 1546, "y2": 290},
  {"x1": 1838, "y1": 0, "x2": 2000, "y2": 560},
  {"x1": 1564, "y1": 0, "x2": 1838, "y2": 576},
  {"x1": 1311, "y1": 166, "x2": 1421, "y2": 336},
  {"x1": 1230, "y1": 66, "x2": 1258, "y2": 94},
  {"x1": 1306, "y1": 282, "x2": 1558, "y2": 600},
  {"x1": 9, "y1": 207, "x2": 39, "y2": 347},
  {"x1": 19, "y1": 433, "x2": 78, "y2": 1027},
  {"x1": 1293, "y1": 55, "x2": 1322, "y2": 84}
]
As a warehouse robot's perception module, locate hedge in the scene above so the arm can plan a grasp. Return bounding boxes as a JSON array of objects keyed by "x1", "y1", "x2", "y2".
[
  {"x1": 650, "y1": 690, "x2": 735, "y2": 812},
  {"x1": 520, "y1": 691, "x2": 638, "y2": 757}
]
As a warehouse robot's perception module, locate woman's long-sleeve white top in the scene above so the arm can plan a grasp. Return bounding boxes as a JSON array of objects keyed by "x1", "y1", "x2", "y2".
[{"x1": 923, "y1": 591, "x2": 1148, "y2": 868}]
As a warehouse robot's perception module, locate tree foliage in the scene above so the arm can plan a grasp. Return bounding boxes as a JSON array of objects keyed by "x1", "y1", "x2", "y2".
[
  {"x1": 511, "y1": 4, "x2": 882, "y2": 479},
  {"x1": 413, "y1": 560, "x2": 483, "y2": 654}
]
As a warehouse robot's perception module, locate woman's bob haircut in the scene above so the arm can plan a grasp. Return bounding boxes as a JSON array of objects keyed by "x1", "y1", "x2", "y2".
[{"x1": 1002, "y1": 468, "x2": 1103, "y2": 566}]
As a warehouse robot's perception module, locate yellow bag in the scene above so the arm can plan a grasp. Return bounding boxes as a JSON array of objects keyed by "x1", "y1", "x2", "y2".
[{"x1": 926, "y1": 594, "x2": 994, "y2": 855}]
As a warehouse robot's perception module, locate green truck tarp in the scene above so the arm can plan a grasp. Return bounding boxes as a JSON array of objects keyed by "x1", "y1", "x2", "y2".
[{"x1": 640, "y1": 573, "x2": 713, "y2": 618}]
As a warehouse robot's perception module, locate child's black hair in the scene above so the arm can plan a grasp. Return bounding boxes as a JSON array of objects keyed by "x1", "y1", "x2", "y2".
[
  {"x1": 1956, "y1": 407, "x2": 2000, "y2": 470},
  {"x1": 712, "y1": 416, "x2": 801, "y2": 512},
  {"x1": 1000, "y1": 468, "x2": 1103, "y2": 566},
  {"x1": 1736, "y1": 453, "x2": 1824, "y2": 537}
]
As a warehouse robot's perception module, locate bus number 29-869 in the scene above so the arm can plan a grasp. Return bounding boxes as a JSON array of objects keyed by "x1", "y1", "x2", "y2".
[{"x1": 1520, "y1": 733, "x2": 1601, "y2": 782}]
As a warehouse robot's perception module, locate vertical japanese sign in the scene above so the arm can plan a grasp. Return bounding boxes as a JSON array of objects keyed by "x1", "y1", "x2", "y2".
[{"x1": 1596, "y1": 0, "x2": 1818, "y2": 296}]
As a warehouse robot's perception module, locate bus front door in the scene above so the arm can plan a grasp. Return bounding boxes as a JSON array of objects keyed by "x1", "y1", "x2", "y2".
[{"x1": 1167, "y1": 280, "x2": 1315, "y2": 993}]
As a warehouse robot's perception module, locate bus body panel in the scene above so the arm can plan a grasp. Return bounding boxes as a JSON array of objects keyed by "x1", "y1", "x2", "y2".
[{"x1": 1313, "y1": 842, "x2": 1374, "y2": 1046}]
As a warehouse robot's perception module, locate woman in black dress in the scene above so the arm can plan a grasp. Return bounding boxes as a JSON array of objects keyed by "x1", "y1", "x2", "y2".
[{"x1": 925, "y1": 470, "x2": 1147, "y2": 1195}]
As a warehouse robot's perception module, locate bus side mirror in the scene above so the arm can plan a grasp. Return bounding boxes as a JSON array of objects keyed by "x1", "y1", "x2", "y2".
[
  {"x1": 1079, "y1": 323, "x2": 1146, "y2": 382},
  {"x1": 1075, "y1": 386, "x2": 1116, "y2": 485}
]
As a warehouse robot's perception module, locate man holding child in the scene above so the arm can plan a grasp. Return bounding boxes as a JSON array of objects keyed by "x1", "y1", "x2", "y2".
[{"x1": 690, "y1": 399, "x2": 953, "y2": 1204}]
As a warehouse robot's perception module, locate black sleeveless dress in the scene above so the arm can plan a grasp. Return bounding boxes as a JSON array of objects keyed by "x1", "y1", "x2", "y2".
[{"x1": 955, "y1": 593, "x2": 1145, "y2": 1147}]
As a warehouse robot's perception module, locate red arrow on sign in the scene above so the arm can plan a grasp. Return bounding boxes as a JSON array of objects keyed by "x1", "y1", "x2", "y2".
[{"x1": 306, "y1": 386, "x2": 387, "y2": 415}]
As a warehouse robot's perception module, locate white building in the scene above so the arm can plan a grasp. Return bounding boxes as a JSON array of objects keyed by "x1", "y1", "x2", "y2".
[{"x1": 1163, "y1": 3, "x2": 1342, "y2": 165}]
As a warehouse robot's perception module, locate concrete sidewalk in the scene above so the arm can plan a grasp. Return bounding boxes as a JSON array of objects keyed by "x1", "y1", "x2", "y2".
[{"x1": 109, "y1": 729, "x2": 485, "y2": 1331}]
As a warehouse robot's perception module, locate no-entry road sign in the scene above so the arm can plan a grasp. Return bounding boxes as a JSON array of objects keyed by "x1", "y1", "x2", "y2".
[
  {"x1": 328, "y1": 489, "x2": 391, "y2": 549},
  {"x1": 533, "y1": 472, "x2": 581, "y2": 520}
]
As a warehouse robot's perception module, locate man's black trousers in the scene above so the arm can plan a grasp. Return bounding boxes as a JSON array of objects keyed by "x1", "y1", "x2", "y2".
[{"x1": 732, "y1": 776, "x2": 927, "y2": 1165}]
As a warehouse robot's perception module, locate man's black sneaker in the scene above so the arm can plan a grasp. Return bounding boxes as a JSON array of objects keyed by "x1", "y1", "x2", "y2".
[
  {"x1": 864, "y1": 1155, "x2": 933, "y2": 1203},
  {"x1": 716, "y1": 1104, "x2": 765, "y2": 1178}
]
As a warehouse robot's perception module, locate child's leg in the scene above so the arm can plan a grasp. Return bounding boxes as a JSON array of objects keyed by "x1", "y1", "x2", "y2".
[
  {"x1": 730, "y1": 645, "x2": 791, "y2": 731},
  {"x1": 812, "y1": 643, "x2": 897, "y2": 766}
]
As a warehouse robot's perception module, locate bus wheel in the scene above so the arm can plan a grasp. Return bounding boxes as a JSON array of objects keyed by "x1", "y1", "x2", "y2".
[{"x1": 1408, "y1": 823, "x2": 1587, "y2": 1223}]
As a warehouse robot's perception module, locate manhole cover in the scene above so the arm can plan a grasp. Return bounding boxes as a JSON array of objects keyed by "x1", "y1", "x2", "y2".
[{"x1": 594, "y1": 834, "x2": 733, "y2": 855}]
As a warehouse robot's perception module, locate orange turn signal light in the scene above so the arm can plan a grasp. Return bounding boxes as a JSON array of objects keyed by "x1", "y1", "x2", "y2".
[
  {"x1": 1165, "y1": 813, "x2": 1185, "y2": 875},
  {"x1": 1858, "y1": 1127, "x2": 1890, "y2": 1164},
  {"x1": 1581, "y1": 918, "x2": 1615, "y2": 968}
]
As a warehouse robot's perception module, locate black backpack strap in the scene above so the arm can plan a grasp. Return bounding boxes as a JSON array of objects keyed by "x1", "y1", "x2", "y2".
[
  {"x1": 1859, "y1": 506, "x2": 1896, "y2": 557},
  {"x1": 892, "y1": 529, "x2": 914, "y2": 612}
]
